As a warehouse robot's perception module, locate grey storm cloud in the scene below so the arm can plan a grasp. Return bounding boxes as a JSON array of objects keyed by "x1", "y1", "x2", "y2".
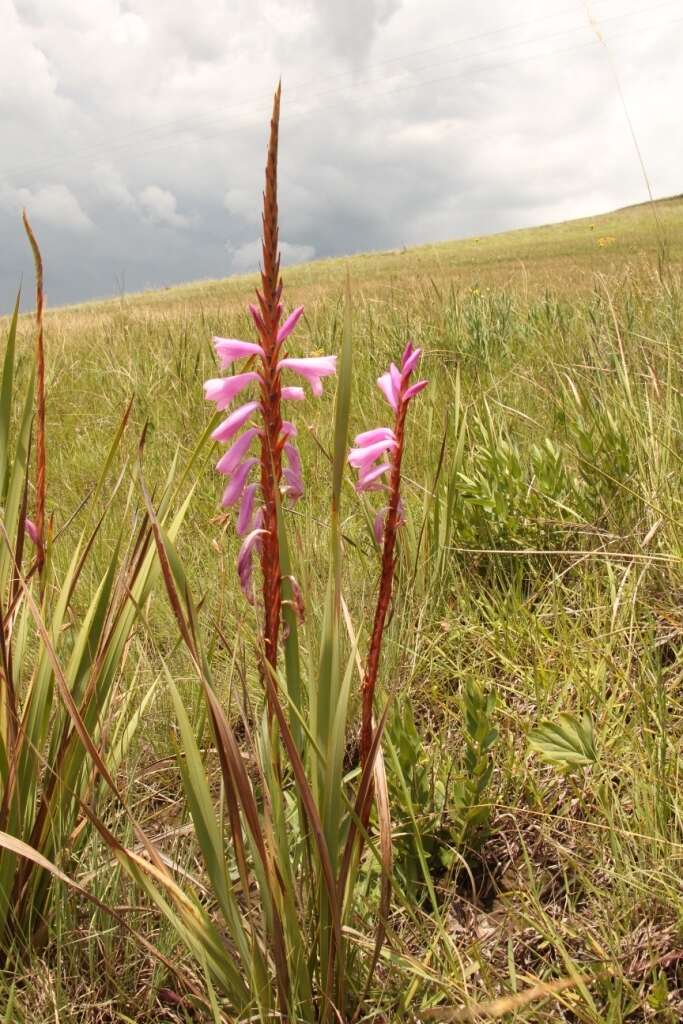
[{"x1": 0, "y1": 0, "x2": 682, "y2": 309}]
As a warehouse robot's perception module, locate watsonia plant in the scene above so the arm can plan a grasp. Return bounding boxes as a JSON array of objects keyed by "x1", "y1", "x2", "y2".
[
  {"x1": 0, "y1": 222, "x2": 200, "y2": 952},
  {"x1": 126, "y1": 86, "x2": 429, "y2": 1022}
]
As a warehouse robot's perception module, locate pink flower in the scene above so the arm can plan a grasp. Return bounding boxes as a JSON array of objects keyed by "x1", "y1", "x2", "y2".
[
  {"x1": 25, "y1": 518, "x2": 39, "y2": 546},
  {"x1": 221, "y1": 457, "x2": 258, "y2": 507},
  {"x1": 237, "y1": 525, "x2": 265, "y2": 603},
  {"x1": 348, "y1": 438, "x2": 397, "y2": 470},
  {"x1": 213, "y1": 338, "x2": 264, "y2": 368},
  {"x1": 211, "y1": 401, "x2": 260, "y2": 442},
  {"x1": 278, "y1": 356, "x2": 337, "y2": 397},
  {"x1": 281, "y1": 386, "x2": 305, "y2": 401},
  {"x1": 215, "y1": 427, "x2": 259, "y2": 475},
  {"x1": 204, "y1": 372, "x2": 260, "y2": 411},
  {"x1": 277, "y1": 306, "x2": 304, "y2": 344}
]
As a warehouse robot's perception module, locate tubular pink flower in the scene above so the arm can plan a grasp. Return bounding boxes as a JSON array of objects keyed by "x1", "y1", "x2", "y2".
[
  {"x1": 404, "y1": 379, "x2": 428, "y2": 400},
  {"x1": 281, "y1": 420, "x2": 298, "y2": 436},
  {"x1": 237, "y1": 527, "x2": 266, "y2": 602},
  {"x1": 282, "y1": 443, "x2": 304, "y2": 499},
  {"x1": 277, "y1": 306, "x2": 304, "y2": 344},
  {"x1": 25, "y1": 518, "x2": 39, "y2": 546},
  {"x1": 278, "y1": 356, "x2": 337, "y2": 397},
  {"x1": 281, "y1": 386, "x2": 305, "y2": 401},
  {"x1": 348, "y1": 438, "x2": 397, "y2": 469},
  {"x1": 236, "y1": 482, "x2": 259, "y2": 536},
  {"x1": 204, "y1": 372, "x2": 260, "y2": 411},
  {"x1": 354, "y1": 427, "x2": 395, "y2": 447},
  {"x1": 377, "y1": 371, "x2": 399, "y2": 410},
  {"x1": 212, "y1": 401, "x2": 260, "y2": 442},
  {"x1": 356, "y1": 462, "x2": 391, "y2": 492},
  {"x1": 221, "y1": 457, "x2": 258, "y2": 507},
  {"x1": 402, "y1": 346, "x2": 422, "y2": 377},
  {"x1": 215, "y1": 427, "x2": 259, "y2": 475},
  {"x1": 213, "y1": 337, "x2": 264, "y2": 368},
  {"x1": 282, "y1": 467, "x2": 304, "y2": 500}
]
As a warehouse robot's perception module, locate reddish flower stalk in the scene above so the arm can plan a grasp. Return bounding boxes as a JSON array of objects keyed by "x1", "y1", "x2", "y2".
[
  {"x1": 257, "y1": 83, "x2": 285, "y2": 671},
  {"x1": 22, "y1": 210, "x2": 47, "y2": 582},
  {"x1": 204, "y1": 85, "x2": 336, "y2": 682},
  {"x1": 348, "y1": 343, "x2": 428, "y2": 767}
]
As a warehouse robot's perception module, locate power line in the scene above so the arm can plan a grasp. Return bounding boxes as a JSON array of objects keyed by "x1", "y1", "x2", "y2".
[{"x1": 3, "y1": 0, "x2": 677, "y2": 184}]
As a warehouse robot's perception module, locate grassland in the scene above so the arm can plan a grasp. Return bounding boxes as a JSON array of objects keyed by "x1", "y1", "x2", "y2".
[{"x1": 2, "y1": 196, "x2": 682, "y2": 1021}]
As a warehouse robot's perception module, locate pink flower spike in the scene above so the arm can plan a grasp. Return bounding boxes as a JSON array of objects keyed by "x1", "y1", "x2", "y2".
[
  {"x1": 282, "y1": 386, "x2": 305, "y2": 401},
  {"x1": 277, "y1": 306, "x2": 304, "y2": 344},
  {"x1": 356, "y1": 462, "x2": 391, "y2": 492},
  {"x1": 377, "y1": 371, "x2": 398, "y2": 410},
  {"x1": 348, "y1": 438, "x2": 397, "y2": 469},
  {"x1": 402, "y1": 346, "x2": 422, "y2": 377},
  {"x1": 204, "y1": 372, "x2": 259, "y2": 411},
  {"x1": 354, "y1": 427, "x2": 395, "y2": 447},
  {"x1": 281, "y1": 420, "x2": 298, "y2": 437},
  {"x1": 215, "y1": 427, "x2": 259, "y2": 475},
  {"x1": 213, "y1": 338, "x2": 264, "y2": 368},
  {"x1": 236, "y1": 482, "x2": 259, "y2": 536},
  {"x1": 25, "y1": 518, "x2": 39, "y2": 546},
  {"x1": 404, "y1": 379, "x2": 428, "y2": 401},
  {"x1": 278, "y1": 356, "x2": 337, "y2": 397},
  {"x1": 212, "y1": 401, "x2": 260, "y2": 442},
  {"x1": 221, "y1": 458, "x2": 258, "y2": 508}
]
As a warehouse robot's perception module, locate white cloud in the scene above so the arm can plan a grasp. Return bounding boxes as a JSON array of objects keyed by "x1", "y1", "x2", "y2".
[
  {"x1": 1, "y1": 0, "x2": 682, "y2": 306},
  {"x1": 138, "y1": 185, "x2": 192, "y2": 228},
  {"x1": 227, "y1": 238, "x2": 316, "y2": 273},
  {"x1": 0, "y1": 182, "x2": 92, "y2": 230}
]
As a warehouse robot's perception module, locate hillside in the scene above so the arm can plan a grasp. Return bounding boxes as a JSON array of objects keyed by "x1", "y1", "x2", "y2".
[{"x1": 40, "y1": 193, "x2": 683, "y2": 324}]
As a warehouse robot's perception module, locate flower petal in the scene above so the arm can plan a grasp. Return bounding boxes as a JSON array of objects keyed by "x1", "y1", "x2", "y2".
[
  {"x1": 221, "y1": 458, "x2": 258, "y2": 507},
  {"x1": 213, "y1": 337, "x2": 264, "y2": 368},
  {"x1": 278, "y1": 356, "x2": 337, "y2": 397},
  {"x1": 281, "y1": 386, "x2": 305, "y2": 401},
  {"x1": 356, "y1": 462, "x2": 391, "y2": 491},
  {"x1": 212, "y1": 401, "x2": 260, "y2": 442},
  {"x1": 348, "y1": 438, "x2": 397, "y2": 469},
  {"x1": 354, "y1": 427, "x2": 395, "y2": 447},
  {"x1": 215, "y1": 427, "x2": 259, "y2": 475},
  {"x1": 236, "y1": 482, "x2": 259, "y2": 535},
  {"x1": 282, "y1": 467, "x2": 304, "y2": 500},
  {"x1": 237, "y1": 526, "x2": 266, "y2": 603},
  {"x1": 402, "y1": 346, "x2": 422, "y2": 377},
  {"x1": 377, "y1": 371, "x2": 398, "y2": 410},
  {"x1": 204, "y1": 372, "x2": 259, "y2": 411},
  {"x1": 25, "y1": 518, "x2": 39, "y2": 546},
  {"x1": 404, "y1": 379, "x2": 428, "y2": 401},
  {"x1": 281, "y1": 420, "x2": 298, "y2": 437},
  {"x1": 277, "y1": 306, "x2": 304, "y2": 344}
]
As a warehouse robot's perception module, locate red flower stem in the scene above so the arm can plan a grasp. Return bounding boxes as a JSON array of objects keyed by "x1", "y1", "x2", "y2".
[
  {"x1": 359, "y1": 397, "x2": 409, "y2": 768},
  {"x1": 257, "y1": 84, "x2": 284, "y2": 686}
]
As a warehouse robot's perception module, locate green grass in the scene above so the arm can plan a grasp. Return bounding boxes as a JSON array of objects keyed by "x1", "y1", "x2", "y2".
[{"x1": 1, "y1": 196, "x2": 682, "y2": 1021}]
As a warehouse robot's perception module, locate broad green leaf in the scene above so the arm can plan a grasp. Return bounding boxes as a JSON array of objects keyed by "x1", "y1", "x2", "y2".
[{"x1": 528, "y1": 713, "x2": 597, "y2": 768}]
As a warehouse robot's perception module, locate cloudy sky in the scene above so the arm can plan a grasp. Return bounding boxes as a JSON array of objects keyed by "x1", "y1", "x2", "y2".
[{"x1": 1, "y1": 0, "x2": 681, "y2": 309}]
